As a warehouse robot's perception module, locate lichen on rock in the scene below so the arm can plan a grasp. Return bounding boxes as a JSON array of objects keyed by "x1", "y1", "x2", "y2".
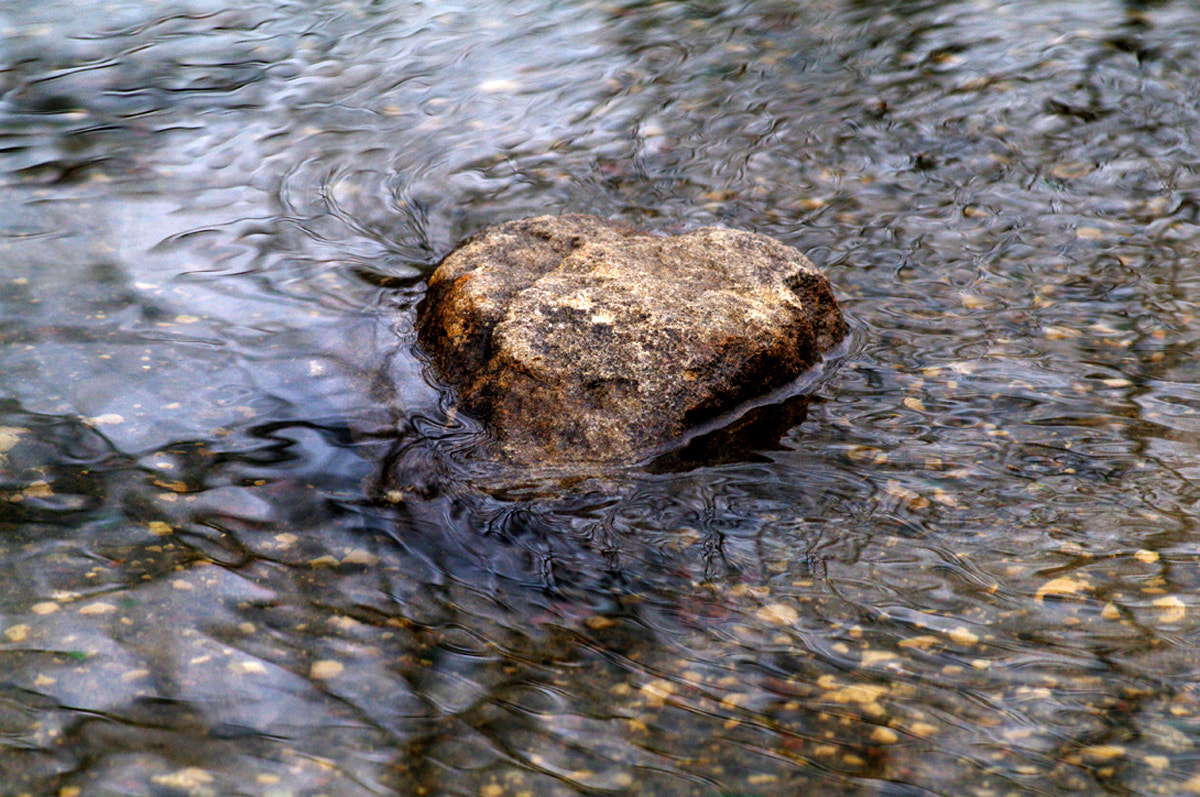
[{"x1": 416, "y1": 214, "x2": 847, "y2": 466}]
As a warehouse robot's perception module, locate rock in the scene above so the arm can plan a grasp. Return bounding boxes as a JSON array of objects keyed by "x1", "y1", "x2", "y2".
[{"x1": 416, "y1": 214, "x2": 847, "y2": 466}]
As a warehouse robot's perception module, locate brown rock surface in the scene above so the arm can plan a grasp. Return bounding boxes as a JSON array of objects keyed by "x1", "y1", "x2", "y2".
[{"x1": 416, "y1": 214, "x2": 847, "y2": 465}]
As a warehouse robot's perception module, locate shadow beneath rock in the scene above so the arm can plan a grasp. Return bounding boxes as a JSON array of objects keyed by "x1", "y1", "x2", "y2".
[{"x1": 646, "y1": 392, "x2": 814, "y2": 473}]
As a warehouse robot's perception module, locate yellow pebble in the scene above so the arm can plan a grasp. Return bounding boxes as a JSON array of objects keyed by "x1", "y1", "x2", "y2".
[{"x1": 870, "y1": 726, "x2": 900, "y2": 744}]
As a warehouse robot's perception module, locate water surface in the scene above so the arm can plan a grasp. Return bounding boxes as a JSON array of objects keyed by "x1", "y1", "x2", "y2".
[{"x1": 4, "y1": 0, "x2": 1200, "y2": 795}]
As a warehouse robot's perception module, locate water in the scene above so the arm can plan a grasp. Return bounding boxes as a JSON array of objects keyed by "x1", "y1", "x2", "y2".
[{"x1": 3, "y1": 0, "x2": 1200, "y2": 794}]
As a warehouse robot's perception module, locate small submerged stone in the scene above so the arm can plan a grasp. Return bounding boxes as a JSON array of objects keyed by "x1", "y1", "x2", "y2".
[{"x1": 416, "y1": 214, "x2": 847, "y2": 466}]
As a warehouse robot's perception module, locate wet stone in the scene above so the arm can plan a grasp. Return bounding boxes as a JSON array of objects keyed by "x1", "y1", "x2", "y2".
[{"x1": 416, "y1": 214, "x2": 847, "y2": 466}]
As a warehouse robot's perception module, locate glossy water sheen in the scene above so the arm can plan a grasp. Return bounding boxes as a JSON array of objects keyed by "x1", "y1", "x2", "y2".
[{"x1": 3, "y1": 0, "x2": 1200, "y2": 794}]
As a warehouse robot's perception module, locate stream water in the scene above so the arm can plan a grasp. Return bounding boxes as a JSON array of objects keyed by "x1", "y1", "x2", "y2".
[{"x1": 5, "y1": 0, "x2": 1200, "y2": 795}]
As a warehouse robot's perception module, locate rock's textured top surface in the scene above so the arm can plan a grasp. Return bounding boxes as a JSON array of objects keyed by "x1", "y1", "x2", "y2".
[{"x1": 416, "y1": 214, "x2": 847, "y2": 465}]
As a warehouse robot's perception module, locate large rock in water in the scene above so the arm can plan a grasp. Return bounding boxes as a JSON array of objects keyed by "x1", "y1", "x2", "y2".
[{"x1": 416, "y1": 214, "x2": 847, "y2": 466}]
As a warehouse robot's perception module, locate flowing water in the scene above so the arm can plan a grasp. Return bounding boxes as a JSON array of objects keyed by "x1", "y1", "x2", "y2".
[{"x1": 4, "y1": 0, "x2": 1200, "y2": 794}]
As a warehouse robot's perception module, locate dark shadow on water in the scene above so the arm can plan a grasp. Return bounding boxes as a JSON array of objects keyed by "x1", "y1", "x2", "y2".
[
  {"x1": 647, "y1": 391, "x2": 814, "y2": 473},
  {"x1": 367, "y1": 376, "x2": 832, "y2": 617}
]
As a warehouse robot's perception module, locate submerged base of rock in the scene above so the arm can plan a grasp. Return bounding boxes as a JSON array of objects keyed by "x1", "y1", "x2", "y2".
[{"x1": 416, "y1": 214, "x2": 847, "y2": 466}]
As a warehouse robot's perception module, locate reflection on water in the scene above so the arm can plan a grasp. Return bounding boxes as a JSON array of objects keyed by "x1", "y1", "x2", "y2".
[{"x1": 5, "y1": 0, "x2": 1200, "y2": 794}]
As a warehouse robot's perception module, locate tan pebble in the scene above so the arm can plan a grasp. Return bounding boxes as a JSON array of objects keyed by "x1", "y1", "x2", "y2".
[
  {"x1": 909, "y1": 721, "x2": 939, "y2": 737},
  {"x1": 641, "y1": 679, "x2": 676, "y2": 707},
  {"x1": 720, "y1": 692, "x2": 748, "y2": 709},
  {"x1": 327, "y1": 616, "x2": 360, "y2": 632},
  {"x1": 625, "y1": 718, "x2": 649, "y2": 733},
  {"x1": 826, "y1": 683, "x2": 888, "y2": 708},
  {"x1": 1051, "y1": 163, "x2": 1091, "y2": 179},
  {"x1": 899, "y1": 635, "x2": 940, "y2": 650},
  {"x1": 24, "y1": 481, "x2": 54, "y2": 498},
  {"x1": 871, "y1": 726, "x2": 900, "y2": 744},
  {"x1": 148, "y1": 521, "x2": 173, "y2": 536},
  {"x1": 0, "y1": 427, "x2": 24, "y2": 453},
  {"x1": 4, "y1": 624, "x2": 30, "y2": 642},
  {"x1": 608, "y1": 772, "x2": 634, "y2": 788},
  {"x1": 1154, "y1": 596, "x2": 1186, "y2": 623},
  {"x1": 1080, "y1": 744, "x2": 1125, "y2": 761},
  {"x1": 151, "y1": 768, "x2": 213, "y2": 788},
  {"x1": 1144, "y1": 754, "x2": 1170, "y2": 771},
  {"x1": 341, "y1": 548, "x2": 378, "y2": 565},
  {"x1": 756, "y1": 602, "x2": 799, "y2": 625},
  {"x1": 86, "y1": 413, "x2": 124, "y2": 426},
  {"x1": 1043, "y1": 325, "x2": 1082, "y2": 340},
  {"x1": 310, "y1": 660, "x2": 344, "y2": 679},
  {"x1": 931, "y1": 488, "x2": 958, "y2": 506},
  {"x1": 236, "y1": 661, "x2": 269, "y2": 675},
  {"x1": 902, "y1": 396, "x2": 926, "y2": 411},
  {"x1": 947, "y1": 626, "x2": 979, "y2": 646},
  {"x1": 1035, "y1": 576, "x2": 1088, "y2": 603},
  {"x1": 481, "y1": 784, "x2": 505, "y2": 797},
  {"x1": 1134, "y1": 549, "x2": 1159, "y2": 563},
  {"x1": 31, "y1": 602, "x2": 59, "y2": 615},
  {"x1": 78, "y1": 602, "x2": 116, "y2": 616},
  {"x1": 1101, "y1": 602, "x2": 1121, "y2": 621},
  {"x1": 861, "y1": 650, "x2": 898, "y2": 667},
  {"x1": 846, "y1": 445, "x2": 882, "y2": 462}
]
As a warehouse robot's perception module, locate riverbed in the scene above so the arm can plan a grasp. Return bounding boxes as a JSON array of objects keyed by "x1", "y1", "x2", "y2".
[{"x1": 4, "y1": 1, "x2": 1200, "y2": 795}]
